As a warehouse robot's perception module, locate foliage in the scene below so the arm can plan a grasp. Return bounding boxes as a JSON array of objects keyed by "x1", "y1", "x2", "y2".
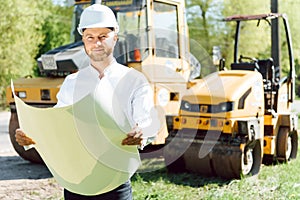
[
  {"x1": 186, "y1": 0, "x2": 219, "y2": 51},
  {"x1": 186, "y1": 0, "x2": 223, "y2": 77},
  {"x1": 36, "y1": 3, "x2": 73, "y2": 60},
  {"x1": 218, "y1": 0, "x2": 270, "y2": 67},
  {"x1": 0, "y1": 0, "x2": 45, "y2": 108},
  {"x1": 186, "y1": 0, "x2": 300, "y2": 97},
  {"x1": 280, "y1": 0, "x2": 300, "y2": 97},
  {"x1": 281, "y1": 0, "x2": 300, "y2": 62},
  {"x1": 0, "y1": 0, "x2": 73, "y2": 108},
  {"x1": 186, "y1": 0, "x2": 270, "y2": 74},
  {"x1": 295, "y1": 59, "x2": 300, "y2": 97},
  {"x1": 1, "y1": 0, "x2": 300, "y2": 107}
]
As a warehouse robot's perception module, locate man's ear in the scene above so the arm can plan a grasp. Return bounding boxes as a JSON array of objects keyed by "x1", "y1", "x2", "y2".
[{"x1": 114, "y1": 34, "x2": 118, "y2": 42}]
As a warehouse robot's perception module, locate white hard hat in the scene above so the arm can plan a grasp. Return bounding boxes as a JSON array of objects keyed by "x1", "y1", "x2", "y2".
[{"x1": 77, "y1": 4, "x2": 119, "y2": 35}]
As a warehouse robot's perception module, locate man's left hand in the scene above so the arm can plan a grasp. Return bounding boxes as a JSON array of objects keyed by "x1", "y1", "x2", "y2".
[{"x1": 121, "y1": 125, "x2": 143, "y2": 146}]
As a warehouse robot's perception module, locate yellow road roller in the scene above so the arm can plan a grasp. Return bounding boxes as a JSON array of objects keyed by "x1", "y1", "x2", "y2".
[{"x1": 164, "y1": 13, "x2": 298, "y2": 179}]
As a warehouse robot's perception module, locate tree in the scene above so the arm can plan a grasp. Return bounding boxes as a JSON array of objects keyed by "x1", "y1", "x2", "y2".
[
  {"x1": 34, "y1": 3, "x2": 73, "y2": 76},
  {"x1": 0, "y1": 0, "x2": 72, "y2": 108},
  {"x1": 220, "y1": 0, "x2": 270, "y2": 66},
  {"x1": 186, "y1": 0, "x2": 270, "y2": 75},
  {"x1": 186, "y1": 0, "x2": 300, "y2": 96},
  {"x1": 0, "y1": 0, "x2": 45, "y2": 108},
  {"x1": 280, "y1": 0, "x2": 300, "y2": 97},
  {"x1": 186, "y1": 0, "x2": 223, "y2": 77}
]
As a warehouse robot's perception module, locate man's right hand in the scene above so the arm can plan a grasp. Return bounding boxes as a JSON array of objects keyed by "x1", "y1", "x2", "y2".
[{"x1": 15, "y1": 129, "x2": 35, "y2": 146}]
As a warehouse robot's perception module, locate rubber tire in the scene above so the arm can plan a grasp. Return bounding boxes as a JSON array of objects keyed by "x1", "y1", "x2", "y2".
[
  {"x1": 289, "y1": 131, "x2": 298, "y2": 159},
  {"x1": 241, "y1": 140, "x2": 262, "y2": 177},
  {"x1": 276, "y1": 127, "x2": 298, "y2": 162},
  {"x1": 9, "y1": 111, "x2": 44, "y2": 164}
]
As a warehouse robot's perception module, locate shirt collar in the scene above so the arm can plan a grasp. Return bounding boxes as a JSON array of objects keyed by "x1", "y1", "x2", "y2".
[
  {"x1": 102, "y1": 58, "x2": 116, "y2": 76},
  {"x1": 89, "y1": 58, "x2": 117, "y2": 78}
]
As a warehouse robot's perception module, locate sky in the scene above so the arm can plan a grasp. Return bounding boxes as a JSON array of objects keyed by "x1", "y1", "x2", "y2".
[
  {"x1": 52, "y1": 0, "x2": 73, "y2": 6},
  {"x1": 52, "y1": 0, "x2": 64, "y2": 5}
]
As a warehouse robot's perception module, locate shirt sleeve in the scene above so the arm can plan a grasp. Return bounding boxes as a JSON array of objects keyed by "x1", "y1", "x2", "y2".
[
  {"x1": 131, "y1": 83, "x2": 160, "y2": 145},
  {"x1": 54, "y1": 74, "x2": 76, "y2": 108},
  {"x1": 131, "y1": 83, "x2": 154, "y2": 128}
]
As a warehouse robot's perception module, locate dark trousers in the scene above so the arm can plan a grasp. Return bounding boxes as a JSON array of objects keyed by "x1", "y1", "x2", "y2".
[{"x1": 64, "y1": 181, "x2": 132, "y2": 200}]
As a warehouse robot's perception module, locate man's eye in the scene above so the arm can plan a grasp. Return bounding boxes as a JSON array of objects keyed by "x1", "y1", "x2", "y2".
[{"x1": 99, "y1": 35, "x2": 107, "y2": 40}]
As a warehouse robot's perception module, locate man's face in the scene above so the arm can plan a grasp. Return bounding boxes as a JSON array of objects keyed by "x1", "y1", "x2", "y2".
[{"x1": 82, "y1": 28, "x2": 117, "y2": 62}]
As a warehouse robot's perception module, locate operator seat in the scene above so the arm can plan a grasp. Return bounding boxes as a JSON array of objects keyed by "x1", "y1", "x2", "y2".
[
  {"x1": 257, "y1": 58, "x2": 278, "y2": 114},
  {"x1": 231, "y1": 62, "x2": 260, "y2": 71},
  {"x1": 257, "y1": 58, "x2": 275, "y2": 91}
]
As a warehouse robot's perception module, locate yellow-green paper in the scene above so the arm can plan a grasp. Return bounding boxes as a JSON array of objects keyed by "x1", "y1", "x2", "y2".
[{"x1": 14, "y1": 90, "x2": 141, "y2": 195}]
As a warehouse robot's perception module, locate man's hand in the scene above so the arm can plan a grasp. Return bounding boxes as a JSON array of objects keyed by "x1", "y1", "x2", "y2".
[
  {"x1": 121, "y1": 125, "x2": 143, "y2": 146},
  {"x1": 15, "y1": 129, "x2": 35, "y2": 146}
]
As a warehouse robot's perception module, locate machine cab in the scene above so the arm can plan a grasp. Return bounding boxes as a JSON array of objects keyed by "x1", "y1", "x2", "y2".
[{"x1": 71, "y1": 0, "x2": 193, "y2": 83}]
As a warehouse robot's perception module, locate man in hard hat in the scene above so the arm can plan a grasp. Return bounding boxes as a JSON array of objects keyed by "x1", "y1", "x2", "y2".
[{"x1": 15, "y1": 4, "x2": 158, "y2": 200}]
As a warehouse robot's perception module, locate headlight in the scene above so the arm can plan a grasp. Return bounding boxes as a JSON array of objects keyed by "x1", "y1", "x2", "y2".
[
  {"x1": 180, "y1": 101, "x2": 234, "y2": 113},
  {"x1": 212, "y1": 102, "x2": 234, "y2": 113},
  {"x1": 219, "y1": 102, "x2": 234, "y2": 112},
  {"x1": 180, "y1": 100, "x2": 191, "y2": 111},
  {"x1": 220, "y1": 103, "x2": 227, "y2": 112},
  {"x1": 17, "y1": 91, "x2": 27, "y2": 98}
]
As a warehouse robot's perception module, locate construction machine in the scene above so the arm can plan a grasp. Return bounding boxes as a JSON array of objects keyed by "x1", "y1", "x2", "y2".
[
  {"x1": 6, "y1": 0, "x2": 200, "y2": 163},
  {"x1": 164, "y1": 13, "x2": 298, "y2": 179}
]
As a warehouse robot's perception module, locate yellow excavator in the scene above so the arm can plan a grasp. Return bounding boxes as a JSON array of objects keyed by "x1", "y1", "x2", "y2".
[
  {"x1": 6, "y1": 0, "x2": 201, "y2": 163},
  {"x1": 164, "y1": 13, "x2": 298, "y2": 179}
]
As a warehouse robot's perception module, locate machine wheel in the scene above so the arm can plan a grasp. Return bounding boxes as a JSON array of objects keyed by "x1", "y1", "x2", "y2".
[
  {"x1": 165, "y1": 155, "x2": 185, "y2": 173},
  {"x1": 276, "y1": 127, "x2": 298, "y2": 162},
  {"x1": 9, "y1": 112, "x2": 44, "y2": 164},
  {"x1": 240, "y1": 140, "x2": 262, "y2": 177},
  {"x1": 210, "y1": 141, "x2": 261, "y2": 179},
  {"x1": 164, "y1": 132, "x2": 186, "y2": 173},
  {"x1": 241, "y1": 147, "x2": 254, "y2": 175}
]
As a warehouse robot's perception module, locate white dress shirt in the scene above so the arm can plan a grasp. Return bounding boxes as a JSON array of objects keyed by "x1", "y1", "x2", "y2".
[{"x1": 55, "y1": 59, "x2": 158, "y2": 139}]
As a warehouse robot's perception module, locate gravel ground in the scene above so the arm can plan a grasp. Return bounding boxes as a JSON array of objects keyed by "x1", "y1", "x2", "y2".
[{"x1": 0, "y1": 111, "x2": 63, "y2": 200}]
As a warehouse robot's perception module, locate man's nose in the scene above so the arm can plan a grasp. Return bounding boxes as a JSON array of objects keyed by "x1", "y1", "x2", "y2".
[{"x1": 96, "y1": 41, "x2": 102, "y2": 46}]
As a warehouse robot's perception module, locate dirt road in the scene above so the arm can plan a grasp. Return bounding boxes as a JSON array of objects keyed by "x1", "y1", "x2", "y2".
[{"x1": 0, "y1": 111, "x2": 63, "y2": 200}]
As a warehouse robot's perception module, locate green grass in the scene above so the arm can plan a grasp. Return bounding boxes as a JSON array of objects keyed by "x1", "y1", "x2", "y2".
[
  {"x1": 54, "y1": 117, "x2": 300, "y2": 200},
  {"x1": 131, "y1": 119, "x2": 300, "y2": 200}
]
